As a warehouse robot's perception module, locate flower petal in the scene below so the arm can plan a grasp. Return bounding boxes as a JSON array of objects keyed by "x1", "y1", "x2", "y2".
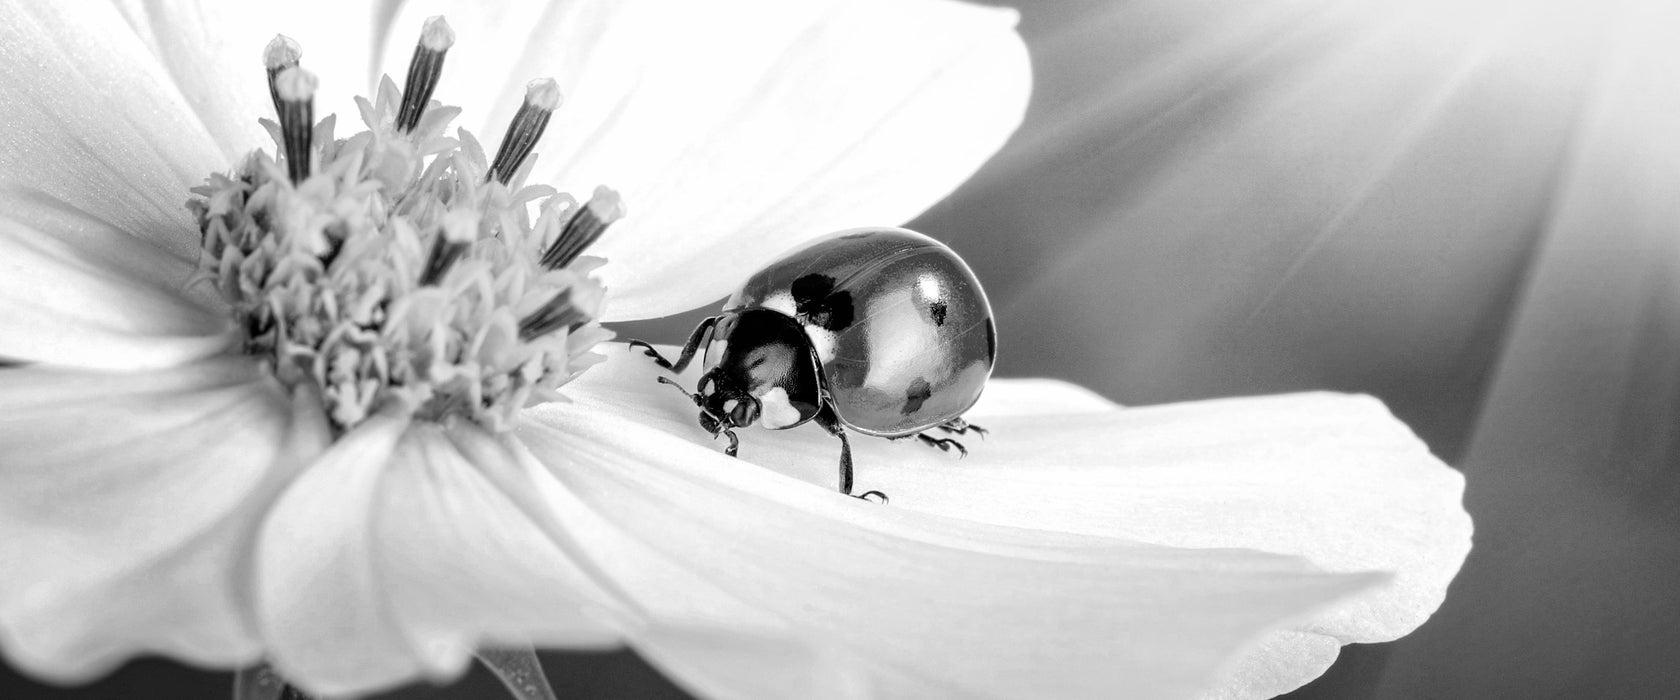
[
  {"x1": 1208, "y1": 630, "x2": 1341, "y2": 700},
  {"x1": 0, "y1": 215, "x2": 235, "y2": 369},
  {"x1": 0, "y1": 358, "x2": 310, "y2": 682},
  {"x1": 805, "y1": 393, "x2": 1465, "y2": 698},
  {"x1": 630, "y1": 624, "x2": 869, "y2": 700},
  {"x1": 493, "y1": 437, "x2": 872, "y2": 700},
  {"x1": 517, "y1": 382, "x2": 1383, "y2": 698},
  {"x1": 254, "y1": 414, "x2": 419, "y2": 695},
  {"x1": 376, "y1": 424, "x2": 629, "y2": 659},
  {"x1": 0, "y1": 2, "x2": 233, "y2": 261},
  {"x1": 898, "y1": 391, "x2": 1469, "y2": 638},
  {"x1": 968, "y1": 376, "x2": 1119, "y2": 416},
  {"x1": 568, "y1": 346, "x2": 1470, "y2": 697},
  {"x1": 255, "y1": 417, "x2": 633, "y2": 697},
  {"x1": 378, "y1": 0, "x2": 1031, "y2": 320}
]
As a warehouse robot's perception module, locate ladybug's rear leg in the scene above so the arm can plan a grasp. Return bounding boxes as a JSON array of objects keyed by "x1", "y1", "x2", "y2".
[
  {"x1": 915, "y1": 434, "x2": 969, "y2": 458},
  {"x1": 935, "y1": 417, "x2": 988, "y2": 439},
  {"x1": 815, "y1": 407, "x2": 888, "y2": 504},
  {"x1": 628, "y1": 316, "x2": 718, "y2": 373}
]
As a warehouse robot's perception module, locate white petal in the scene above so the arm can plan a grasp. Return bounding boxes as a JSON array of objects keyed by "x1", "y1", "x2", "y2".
[
  {"x1": 0, "y1": 358, "x2": 310, "y2": 681},
  {"x1": 0, "y1": 2, "x2": 231, "y2": 261},
  {"x1": 516, "y1": 396, "x2": 1382, "y2": 698},
  {"x1": 0, "y1": 215, "x2": 235, "y2": 369},
  {"x1": 1205, "y1": 630, "x2": 1342, "y2": 700},
  {"x1": 374, "y1": 424, "x2": 629, "y2": 664},
  {"x1": 255, "y1": 416, "x2": 632, "y2": 697},
  {"x1": 835, "y1": 395, "x2": 1466, "y2": 698},
  {"x1": 968, "y1": 377, "x2": 1119, "y2": 416},
  {"x1": 378, "y1": 0, "x2": 1031, "y2": 320},
  {"x1": 254, "y1": 414, "x2": 418, "y2": 695},
  {"x1": 630, "y1": 624, "x2": 869, "y2": 700},
  {"x1": 568, "y1": 346, "x2": 1470, "y2": 697},
  {"x1": 496, "y1": 437, "x2": 869, "y2": 700}
]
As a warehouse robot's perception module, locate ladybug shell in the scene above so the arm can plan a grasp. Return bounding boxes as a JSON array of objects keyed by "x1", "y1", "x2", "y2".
[{"x1": 720, "y1": 227, "x2": 995, "y2": 437}]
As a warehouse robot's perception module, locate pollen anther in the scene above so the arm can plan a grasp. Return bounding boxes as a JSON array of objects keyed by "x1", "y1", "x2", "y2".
[
  {"x1": 488, "y1": 79, "x2": 562, "y2": 185},
  {"x1": 541, "y1": 186, "x2": 625, "y2": 270},
  {"x1": 273, "y1": 67, "x2": 317, "y2": 184},
  {"x1": 263, "y1": 34, "x2": 302, "y2": 116},
  {"x1": 396, "y1": 16, "x2": 455, "y2": 133}
]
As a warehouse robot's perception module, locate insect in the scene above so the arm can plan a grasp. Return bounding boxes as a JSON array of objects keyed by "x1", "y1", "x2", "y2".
[{"x1": 630, "y1": 227, "x2": 996, "y2": 503}]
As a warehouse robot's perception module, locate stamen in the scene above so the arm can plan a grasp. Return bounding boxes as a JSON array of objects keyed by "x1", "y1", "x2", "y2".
[
  {"x1": 488, "y1": 79, "x2": 562, "y2": 185},
  {"x1": 519, "y1": 288, "x2": 590, "y2": 341},
  {"x1": 196, "y1": 23, "x2": 619, "y2": 433},
  {"x1": 396, "y1": 16, "x2": 456, "y2": 133},
  {"x1": 540, "y1": 186, "x2": 625, "y2": 269},
  {"x1": 274, "y1": 67, "x2": 318, "y2": 184},
  {"x1": 420, "y1": 210, "x2": 477, "y2": 286},
  {"x1": 263, "y1": 34, "x2": 302, "y2": 118}
]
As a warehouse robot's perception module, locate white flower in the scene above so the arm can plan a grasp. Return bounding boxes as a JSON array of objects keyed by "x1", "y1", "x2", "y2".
[{"x1": 0, "y1": 1, "x2": 1470, "y2": 699}]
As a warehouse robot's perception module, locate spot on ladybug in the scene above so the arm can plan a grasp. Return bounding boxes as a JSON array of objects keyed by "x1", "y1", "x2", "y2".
[
  {"x1": 903, "y1": 377, "x2": 933, "y2": 415},
  {"x1": 929, "y1": 300, "x2": 948, "y2": 326},
  {"x1": 791, "y1": 273, "x2": 855, "y2": 331}
]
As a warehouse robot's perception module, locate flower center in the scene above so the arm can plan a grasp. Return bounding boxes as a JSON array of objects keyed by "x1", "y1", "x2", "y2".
[{"x1": 189, "y1": 17, "x2": 621, "y2": 434}]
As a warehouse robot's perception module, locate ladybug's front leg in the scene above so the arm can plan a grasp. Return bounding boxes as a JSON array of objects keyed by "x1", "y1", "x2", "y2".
[
  {"x1": 627, "y1": 316, "x2": 718, "y2": 373},
  {"x1": 815, "y1": 407, "x2": 887, "y2": 504},
  {"x1": 718, "y1": 428, "x2": 740, "y2": 457}
]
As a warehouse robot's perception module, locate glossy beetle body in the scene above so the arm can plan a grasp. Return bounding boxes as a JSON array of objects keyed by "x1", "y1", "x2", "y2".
[{"x1": 631, "y1": 227, "x2": 995, "y2": 501}]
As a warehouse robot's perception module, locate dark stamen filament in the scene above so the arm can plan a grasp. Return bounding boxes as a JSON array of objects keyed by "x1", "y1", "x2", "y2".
[
  {"x1": 396, "y1": 16, "x2": 456, "y2": 133},
  {"x1": 518, "y1": 288, "x2": 588, "y2": 340},
  {"x1": 274, "y1": 67, "x2": 318, "y2": 184},
  {"x1": 263, "y1": 35, "x2": 301, "y2": 119},
  {"x1": 541, "y1": 186, "x2": 625, "y2": 269},
  {"x1": 488, "y1": 79, "x2": 561, "y2": 185}
]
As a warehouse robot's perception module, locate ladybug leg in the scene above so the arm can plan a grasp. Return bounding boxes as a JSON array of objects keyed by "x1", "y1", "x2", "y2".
[
  {"x1": 628, "y1": 316, "x2": 718, "y2": 373},
  {"x1": 719, "y1": 428, "x2": 740, "y2": 457},
  {"x1": 935, "y1": 417, "x2": 988, "y2": 439},
  {"x1": 815, "y1": 407, "x2": 887, "y2": 504},
  {"x1": 915, "y1": 433, "x2": 969, "y2": 458},
  {"x1": 822, "y1": 414, "x2": 856, "y2": 494}
]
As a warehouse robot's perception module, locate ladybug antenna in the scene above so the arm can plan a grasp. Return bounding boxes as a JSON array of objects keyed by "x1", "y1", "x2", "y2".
[
  {"x1": 655, "y1": 376, "x2": 697, "y2": 403},
  {"x1": 655, "y1": 376, "x2": 732, "y2": 430}
]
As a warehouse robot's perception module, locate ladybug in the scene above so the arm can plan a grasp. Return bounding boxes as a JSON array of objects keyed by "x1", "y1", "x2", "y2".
[{"x1": 630, "y1": 227, "x2": 996, "y2": 503}]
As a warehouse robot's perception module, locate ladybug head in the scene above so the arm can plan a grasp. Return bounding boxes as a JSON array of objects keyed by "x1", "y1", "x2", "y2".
[{"x1": 696, "y1": 370, "x2": 761, "y2": 431}]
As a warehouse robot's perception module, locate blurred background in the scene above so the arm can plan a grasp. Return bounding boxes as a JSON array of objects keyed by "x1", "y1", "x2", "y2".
[{"x1": 9, "y1": 0, "x2": 1680, "y2": 696}]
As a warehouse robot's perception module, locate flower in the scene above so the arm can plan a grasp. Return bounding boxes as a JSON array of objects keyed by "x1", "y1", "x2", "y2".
[{"x1": 0, "y1": 2, "x2": 1471, "y2": 700}]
